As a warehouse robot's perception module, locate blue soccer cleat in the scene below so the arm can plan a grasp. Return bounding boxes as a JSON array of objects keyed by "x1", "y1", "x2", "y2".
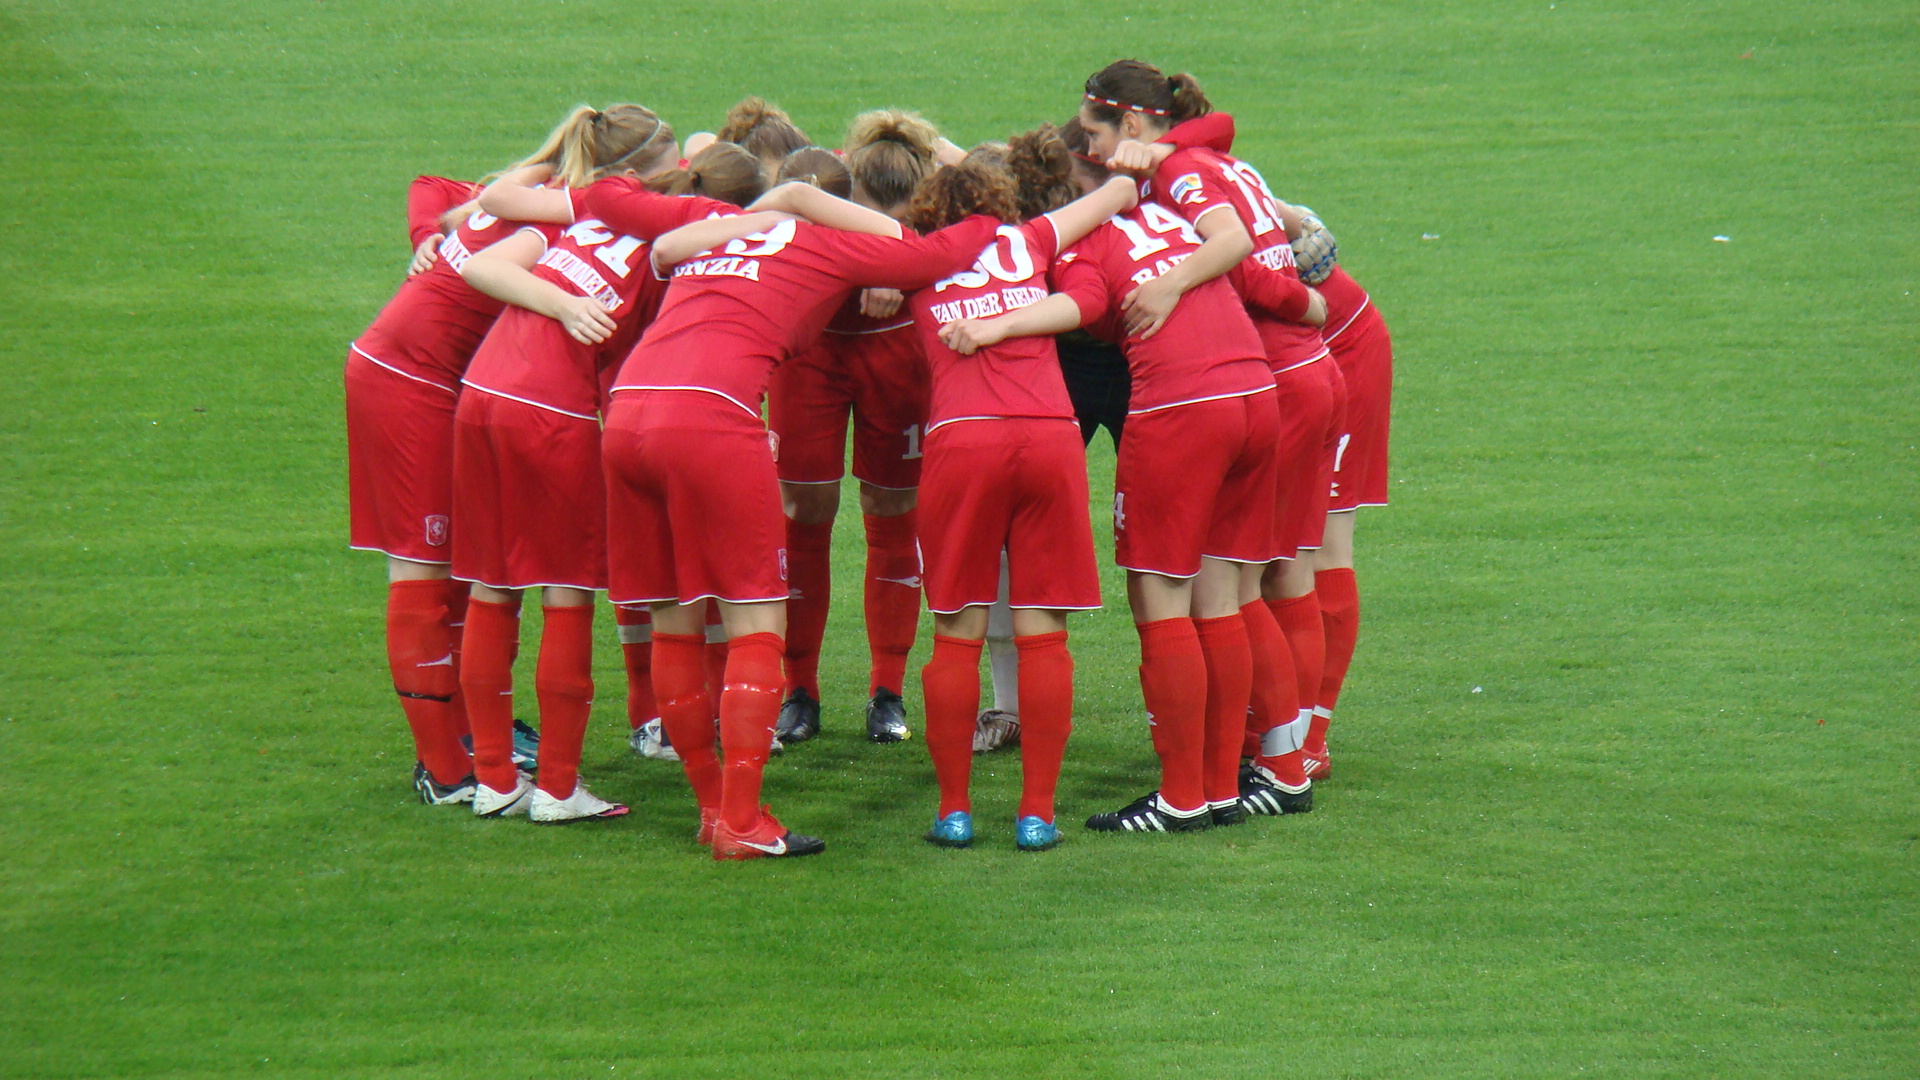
[
  {"x1": 924, "y1": 810, "x2": 973, "y2": 848},
  {"x1": 1015, "y1": 815, "x2": 1061, "y2": 852}
]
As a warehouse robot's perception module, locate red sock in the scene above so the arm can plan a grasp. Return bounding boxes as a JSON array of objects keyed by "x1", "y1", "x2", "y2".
[
  {"x1": 920, "y1": 634, "x2": 982, "y2": 817},
  {"x1": 784, "y1": 519, "x2": 833, "y2": 697},
  {"x1": 653, "y1": 632, "x2": 720, "y2": 810},
  {"x1": 1313, "y1": 567, "x2": 1360, "y2": 754},
  {"x1": 534, "y1": 605, "x2": 594, "y2": 799},
  {"x1": 864, "y1": 510, "x2": 920, "y2": 696},
  {"x1": 1258, "y1": 592, "x2": 1323, "y2": 786},
  {"x1": 1136, "y1": 618, "x2": 1206, "y2": 814},
  {"x1": 719, "y1": 632, "x2": 785, "y2": 833},
  {"x1": 444, "y1": 580, "x2": 472, "y2": 739},
  {"x1": 385, "y1": 579, "x2": 471, "y2": 785},
  {"x1": 1014, "y1": 632, "x2": 1073, "y2": 822},
  {"x1": 459, "y1": 597, "x2": 522, "y2": 792},
  {"x1": 1242, "y1": 598, "x2": 1302, "y2": 782},
  {"x1": 1194, "y1": 614, "x2": 1251, "y2": 808},
  {"x1": 614, "y1": 604, "x2": 655, "y2": 730}
]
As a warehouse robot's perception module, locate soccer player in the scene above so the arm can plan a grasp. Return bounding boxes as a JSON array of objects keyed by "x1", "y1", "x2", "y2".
[
  {"x1": 886, "y1": 133, "x2": 1142, "y2": 850},
  {"x1": 767, "y1": 110, "x2": 951, "y2": 747},
  {"x1": 938, "y1": 121, "x2": 1296, "y2": 834},
  {"x1": 715, "y1": 97, "x2": 812, "y2": 184},
  {"x1": 451, "y1": 138, "x2": 777, "y2": 823},
  {"x1": 345, "y1": 104, "x2": 659, "y2": 806},
  {"x1": 1078, "y1": 60, "x2": 1338, "y2": 815},
  {"x1": 597, "y1": 181, "x2": 1001, "y2": 859}
]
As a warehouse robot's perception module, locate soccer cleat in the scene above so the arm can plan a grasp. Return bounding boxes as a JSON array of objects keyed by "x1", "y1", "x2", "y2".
[
  {"x1": 530, "y1": 783, "x2": 630, "y2": 824},
  {"x1": 459, "y1": 720, "x2": 541, "y2": 771},
  {"x1": 511, "y1": 719, "x2": 541, "y2": 770},
  {"x1": 774, "y1": 687, "x2": 821, "y2": 745},
  {"x1": 711, "y1": 806, "x2": 826, "y2": 860},
  {"x1": 866, "y1": 688, "x2": 910, "y2": 743},
  {"x1": 1239, "y1": 763, "x2": 1314, "y2": 816},
  {"x1": 412, "y1": 761, "x2": 476, "y2": 805},
  {"x1": 1015, "y1": 815, "x2": 1061, "y2": 852},
  {"x1": 924, "y1": 810, "x2": 974, "y2": 848},
  {"x1": 696, "y1": 806, "x2": 720, "y2": 846},
  {"x1": 973, "y1": 709, "x2": 1021, "y2": 754},
  {"x1": 1085, "y1": 791, "x2": 1211, "y2": 834},
  {"x1": 1211, "y1": 800, "x2": 1251, "y2": 827},
  {"x1": 1302, "y1": 748, "x2": 1332, "y2": 781},
  {"x1": 472, "y1": 772, "x2": 535, "y2": 817},
  {"x1": 629, "y1": 717, "x2": 682, "y2": 762}
]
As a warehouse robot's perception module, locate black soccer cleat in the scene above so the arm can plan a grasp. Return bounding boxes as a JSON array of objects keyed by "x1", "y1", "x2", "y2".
[
  {"x1": 1211, "y1": 800, "x2": 1251, "y2": 827},
  {"x1": 1239, "y1": 763, "x2": 1314, "y2": 816},
  {"x1": 774, "y1": 687, "x2": 821, "y2": 745},
  {"x1": 866, "y1": 688, "x2": 910, "y2": 743},
  {"x1": 412, "y1": 761, "x2": 477, "y2": 806},
  {"x1": 1085, "y1": 791, "x2": 1212, "y2": 833}
]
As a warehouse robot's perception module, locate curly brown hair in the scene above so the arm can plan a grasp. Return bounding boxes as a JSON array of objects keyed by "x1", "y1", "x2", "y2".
[
  {"x1": 1007, "y1": 123, "x2": 1077, "y2": 219},
  {"x1": 904, "y1": 156, "x2": 1020, "y2": 233}
]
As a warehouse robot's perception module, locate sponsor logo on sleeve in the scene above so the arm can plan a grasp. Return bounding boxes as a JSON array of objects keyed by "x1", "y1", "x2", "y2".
[{"x1": 1169, "y1": 173, "x2": 1206, "y2": 206}]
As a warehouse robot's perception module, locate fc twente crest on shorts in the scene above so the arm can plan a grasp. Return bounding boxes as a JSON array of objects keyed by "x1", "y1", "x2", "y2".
[{"x1": 424, "y1": 514, "x2": 450, "y2": 547}]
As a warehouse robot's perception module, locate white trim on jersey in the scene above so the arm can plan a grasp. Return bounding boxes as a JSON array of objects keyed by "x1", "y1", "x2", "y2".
[
  {"x1": 825, "y1": 320, "x2": 913, "y2": 335},
  {"x1": 1115, "y1": 562, "x2": 1203, "y2": 581},
  {"x1": 610, "y1": 384, "x2": 759, "y2": 418},
  {"x1": 1125, "y1": 384, "x2": 1275, "y2": 418},
  {"x1": 779, "y1": 477, "x2": 842, "y2": 486},
  {"x1": 349, "y1": 343, "x2": 459, "y2": 394},
  {"x1": 849, "y1": 476, "x2": 918, "y2": 492},
  {"x1": 927, "y1": 600, "x2": 1103, "y2": 615},
  {"x1": 1273, "y1": 348, "x2": 1330, "y2": 373},
  {"x1": 451, "y1": 574, "x2": 602, "y2": 593},
  {"x1": 459, "y1": 380, "x2": 599, "y2": 422},
  {"x1": 1321, "y1": 294, "x2": 1369, "y2": 344},
  {"x1": 606, "y1": 590, "x2": 790, "y2": 607},
  {"x1": 1188, "y1": 202, "x2": 1238, "y2": 229}
]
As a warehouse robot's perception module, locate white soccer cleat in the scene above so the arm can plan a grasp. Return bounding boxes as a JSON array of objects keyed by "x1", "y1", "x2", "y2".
[
  {"x1": 630, "y1": 717, "x2": 681, "y2": 762},
  {"x1": 530, "y1": 783, "x2": 630, "y2": 824},
  {"x1": 472, "y1": 772, "x2": 535, "y2": 817}
]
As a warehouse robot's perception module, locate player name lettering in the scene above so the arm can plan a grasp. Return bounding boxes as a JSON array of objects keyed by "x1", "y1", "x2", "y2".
[
  {"x1": 440, "y1": 233, "x2": 475, "y2": 273},
  {"x1": 1252, "y1": 243, "x2": 1298, "y2": 272},
  {"x1": 673, "y1": 256, "x2": 761, "y2": 281},
  {"x1": 539, "y1": 249, "x2": 623, "y2": 312},
  {"x1": 928, "y1": 285, "x2": 1048, "y2": 326},
  {"x1": 1129, "y1": 251, "x2": 1193, "y2": 286}
]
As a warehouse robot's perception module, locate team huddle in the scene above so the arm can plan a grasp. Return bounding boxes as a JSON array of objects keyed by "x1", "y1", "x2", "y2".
[{"x1": 344, "y1": 59, "x2": 1394, "y2": 859}]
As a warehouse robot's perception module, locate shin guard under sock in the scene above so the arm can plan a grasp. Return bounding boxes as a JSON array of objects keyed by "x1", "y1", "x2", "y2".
[
  {"x1": 459, "y1": 597, "x2": 522, "y2": 792},
  {"x1": 920, "y1": 635, "x2": 983, "y2": 817},
  {"x1": 534, "y1": 605, "x2": 595, "y2": 799},
  {"x1": 1014, "y1": 632, "x2": 1073, "y2": 822},
  {"x1": 719, "y1": 632, "x2": 785, "y2": 833},
  {"x1": 1194, "y1": 614, "x2": 1252, "y2": 808},
  {"x1": 863, "y1": 510, "x2": 920, "y2": 695},
  {"x1": 386, "y1": 578, "x2": 471, "y2": 784},
  {"x1": 1135, "y1": 617, "x2": 1207, "y2": 814},
  {"x1": 783, "y1": 519, "x2": 833, "y2": 697},
  {"x1": 653, "y1": 633, "x2": 720, "y2": 809}
]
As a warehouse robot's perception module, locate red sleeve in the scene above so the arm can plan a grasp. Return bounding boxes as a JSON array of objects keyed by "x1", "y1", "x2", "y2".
[
  {"x1": 837, "y1": 215, "x2": 1000, "y2": 291},
  {"x1": 1152, "y1": 150, "x2": 1235, "y2": 228},
  {"x1": 407, "y1": 176, "x2": 474, "y2": 247},
  {"x1": 583, "y1": 178, "x2": 730, "y2": 239},
  {"x1": 1157, "y1": 112, "x2": 1235, "y2": 154},
  {"x1": 1230, "y1": 259, "x2": 1312, "y2": 323},
  {"x1": 1024, "y1": 216, "x2": 1061, "y2": 262},
  {"x1": 1052, "y1": 241, "x2": 1113, "y2": 330}
]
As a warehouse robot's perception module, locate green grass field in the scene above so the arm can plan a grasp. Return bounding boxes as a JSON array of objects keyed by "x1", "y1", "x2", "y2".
[{"x1": 3, "y1": 1, "x2": 1915, "y2": 1076}]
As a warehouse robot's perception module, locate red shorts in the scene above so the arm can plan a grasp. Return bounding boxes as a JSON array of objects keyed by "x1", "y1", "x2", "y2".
[
  {"x1": 345, "y1": 352, "x2": 458, "y2": 563},
  {"x1": 1326, "y1": 304, "x2": 1393, "y2": 510},
  {"x1": 603, "y1": 390, "x2": 788, "y2": 606},
  {"x1": 766, "y1": 327, "x2": 929, "y2": 490},
  {"x1": 1271, "y1": 359, "x2": 1341, "y2": 559},
  {"x1": 1114, "y1": 391, "x2": 1281, "y2": 576},
  {"x1": 451, "y1": 391, "x2": 606, "y2": 591},
  {"x1": 917, "y1": 419, "x2": 1100, "y2": 613}
]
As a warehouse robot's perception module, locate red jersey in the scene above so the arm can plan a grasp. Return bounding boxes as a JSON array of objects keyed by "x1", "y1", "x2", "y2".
[
  {"x1": 910, "y1": 217, "x2": 1077, "y2": 432},
  {"x1": 611, "y1": 216, "x2": 999, "y2": 416},
  {"x1": 353, "y1": 205, "x2": 561, "y2": 390},
  {"x1": 407, "y1": 176, "x2": 476, "y2": 249},
  {"x1": 1149, "y1": 147, "x2": 1329, "y2": 372},
  {"x1": 1054, "y1": 204, "x2": 1272, "y2": 415},
  {"x1": 1315, "y1": 265, "x2": 1374, "y2": 348},
  {"x1": 463, "y1": 207, "x2": 717, "y2": 420}
]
